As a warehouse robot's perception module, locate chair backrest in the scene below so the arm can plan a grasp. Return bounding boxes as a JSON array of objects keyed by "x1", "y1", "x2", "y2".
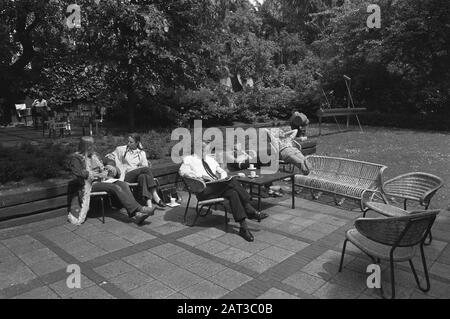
[
  {"x1": 383, "y1": 172, "x2": 444, "y2": 203},
  {"x1": 306, "y1": 155, "x2": 387, "y2": 190},
  {"x1": 355, "y1": 209, "x2": 440, "y2": 247},
  {"x1": 182, "y1": 176, "x2": 206, "y2": 194}
]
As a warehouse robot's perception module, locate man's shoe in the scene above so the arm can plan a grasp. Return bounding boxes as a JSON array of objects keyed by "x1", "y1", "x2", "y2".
[
  {"x1": 134, "y1": 212, "x2": 150, "y2": 225},
  {"x1": 248, "y1": 211, "x2": 269, "y2": 222},
  {"x1": 239, "y1": 228, "x2": 254, "y2": 242},
  {"x1": 134, "y1": 207, "x2": 156, "y2": 225},
  {"x1": 121, "y1": 208, "x2": 131, "y2": 218},
  {"x1": 141, "y1": 206, "x2": 156, "y2": 216}
]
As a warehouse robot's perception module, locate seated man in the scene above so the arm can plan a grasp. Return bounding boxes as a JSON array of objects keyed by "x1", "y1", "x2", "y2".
[{"x1": 179, "y1": 140, "x2": 268, "y2": 242}]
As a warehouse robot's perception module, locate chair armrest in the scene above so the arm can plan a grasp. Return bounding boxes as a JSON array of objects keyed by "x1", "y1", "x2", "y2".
[
  {"x1": 292, "y1": 140, "x2": 302, "y2": 150},
  {"x1": 182, "y1": 176, "x2": 206, "y2": 194}
]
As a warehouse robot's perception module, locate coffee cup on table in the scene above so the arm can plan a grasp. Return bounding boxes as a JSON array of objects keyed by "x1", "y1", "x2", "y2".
[
  {"x1": 170, "y1": 197, "x2": 176, "y2": 205},
  {"x1": 250, "y1": 170, "x2": 256, "y2": 178}
]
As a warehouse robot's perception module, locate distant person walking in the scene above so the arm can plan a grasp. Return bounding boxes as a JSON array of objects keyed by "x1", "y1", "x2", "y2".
[{"x1": 32, "y1": 95, "x2": 48, "y2": 128}]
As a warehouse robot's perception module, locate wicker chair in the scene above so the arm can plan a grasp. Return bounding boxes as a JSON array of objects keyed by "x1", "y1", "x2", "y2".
[
  {"x1": 182, "y1": 176, "x2": 229, "y2": 230},
  {"x1": 377, "y1": 172, "x2": 443, "y2": 244},
  {"x1": 339, "y1": 209, "x2": 440, "y2": 299},
  {"x1": 382, "y1": 172, "x2": 443, "y2": 210}
]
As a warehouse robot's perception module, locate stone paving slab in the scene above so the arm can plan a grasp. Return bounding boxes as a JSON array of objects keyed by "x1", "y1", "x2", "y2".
[{"x1": 0, "y1": 190, "x2": 449, "y2": 299}]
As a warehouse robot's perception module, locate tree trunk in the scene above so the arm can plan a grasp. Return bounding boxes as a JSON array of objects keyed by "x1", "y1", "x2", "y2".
[
  {"x1": 127, "y1": 88, "x2": 136, "y2": 130},
  {"x1": 1, "y1": 85, "x2": 16, "y2": 125}
]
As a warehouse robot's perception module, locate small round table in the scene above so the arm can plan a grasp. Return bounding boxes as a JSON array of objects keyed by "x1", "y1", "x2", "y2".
[{"x1": 365, "y1": 201, "x2": 409, "y2": 217}]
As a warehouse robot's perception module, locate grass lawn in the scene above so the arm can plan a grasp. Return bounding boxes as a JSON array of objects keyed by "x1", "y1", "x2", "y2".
[{"x1": 309, "y1": 123, "x2": 450, "y2": 210}]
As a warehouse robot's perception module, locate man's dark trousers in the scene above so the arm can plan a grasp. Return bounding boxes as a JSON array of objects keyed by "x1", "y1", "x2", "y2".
[{"x1": 197, "y1": 177, "x2": 251, "y2": 222}]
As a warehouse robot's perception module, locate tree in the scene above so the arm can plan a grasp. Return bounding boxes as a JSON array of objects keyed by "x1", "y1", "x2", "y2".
[
  {"x1": 66, "y1": 0, "x2": 221, "y2": 129},
  {"x1": 313, "y1": 0, "x2": 450, "y2": 115},
  {"x1": 0, "y1": 0, "x2": 67, "y2": 123}
]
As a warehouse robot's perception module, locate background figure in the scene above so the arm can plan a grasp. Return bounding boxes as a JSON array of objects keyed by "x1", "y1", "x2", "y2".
[
  {"x1": 290, "y1": 111, "x2": 309, "y2": 140},
  {"x1": 32, "y1": 95, "x2": 47, "y2": 129},
  {"x1": 31, "y1": 102, "x2": 39, "y2": 129},
  {"x1": 113, "y1": 133, "x2": 165, "y2": 208}
]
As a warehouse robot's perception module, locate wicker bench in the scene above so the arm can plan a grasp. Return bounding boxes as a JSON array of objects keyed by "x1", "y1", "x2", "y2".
[{"x1": 294, "y1": 155, "x2": 387, "y2": 211}]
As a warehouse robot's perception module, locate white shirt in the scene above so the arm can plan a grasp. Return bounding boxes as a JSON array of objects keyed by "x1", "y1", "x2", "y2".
[
  {"x1": 113, "y1": 145, "x2": 149, "y2": 180},
  {"x1": 179, "y1": 154, "x2": 227, "y2": 180}
]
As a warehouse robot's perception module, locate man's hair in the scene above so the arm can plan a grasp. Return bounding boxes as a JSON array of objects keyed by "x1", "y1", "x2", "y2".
[{"x1": 78, "y1": 136, "x2": 95, "y2": 154}]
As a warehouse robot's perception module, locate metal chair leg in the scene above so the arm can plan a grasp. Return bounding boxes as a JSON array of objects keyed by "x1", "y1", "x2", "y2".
[
  {"x1": 100, "y1": 196, "x2": 105, "y2": 224},
  {"x1": 389, "y1": 257, "x2": 396, "y2": 299},
  {"x1": 183, "y1": 193, "x2": 191, "y2": 225},
  {"x1": 191, "y1": 203, "x2": 200, "y2": 227},
  {"x1": 424, "y1": 232, "x2": 433, "y2": 246},
  {"x1": 224, "y1": 205, "x2": 228, "y2": 233},
  {"x1": 409, "y1": 244, "x2": 431, "y2": 292},
  {"x1": 338, "y1": 239, "x2": 348, "y2": 272},
  {"x1": 379, "y1": 256, "x2": 396, "y2": 299}
]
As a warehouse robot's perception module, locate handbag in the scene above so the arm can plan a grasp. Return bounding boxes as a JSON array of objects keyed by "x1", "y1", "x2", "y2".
[{"x1": 158, "y1": 185, "x2": 182, "y2": 204}]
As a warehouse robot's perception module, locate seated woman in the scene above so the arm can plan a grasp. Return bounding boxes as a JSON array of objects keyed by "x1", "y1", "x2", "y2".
[
  {"x1": 68, "y1": 136, "x2": 155, "y2": 226},
  {"x1": 112, "y1": 133, "x2": 165, "y2": 208},
  {"x1": 265, "y1": 128, "x2": 310, "y2": 175}
]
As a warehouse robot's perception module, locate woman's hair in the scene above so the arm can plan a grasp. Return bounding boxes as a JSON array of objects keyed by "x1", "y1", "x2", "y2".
[
  {"x1": 124, "y1": 133, "x2": 144, "y2": 159},
  {"x1": 129, "y1": 133, "x2": 143, "y2": 150},
  {"x1": 78, "y1": 136, "x2": 95, "y2": 154}
]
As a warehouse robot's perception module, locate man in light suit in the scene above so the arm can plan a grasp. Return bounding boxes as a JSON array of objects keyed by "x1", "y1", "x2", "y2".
[{"x1": 179, "y1": 140, "x2": 268, "y2": 242}]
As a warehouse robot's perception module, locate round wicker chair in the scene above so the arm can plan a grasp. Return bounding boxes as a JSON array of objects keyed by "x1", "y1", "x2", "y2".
[
  {"x1": 377, "y1": 172, "x2": 443, "y2": 244},
  {"x1": 339, "y1": 209, "x2": 440, "y2": 299},
  {"x1": 382, "y1": 172, "x2": 443, "y2": 210}
]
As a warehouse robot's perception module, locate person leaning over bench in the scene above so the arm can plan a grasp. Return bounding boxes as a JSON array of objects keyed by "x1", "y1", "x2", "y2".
[
  {"x1": 266, "y1": 128, "x2": 311, "y2": 175},
  {"x1": 68, "y1": 136, "x2": 156, "y2": 225},
  {"x1": 179, "y1": 140, "x2": 268, "y2": 242},
  {"x1": 289, "y1": 111, "x2": 309, "y2": 141},
  {"x1": 111, "y1": 133, "x2": 166, "y2": 209}
]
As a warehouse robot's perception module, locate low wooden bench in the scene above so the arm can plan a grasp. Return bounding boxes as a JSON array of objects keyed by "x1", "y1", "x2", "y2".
[
  {"x1": 294, "y1": 155, "x2": 387, "y2": 211},
  {"x1": 316, "y1": 107, "x2": 367, "y2": 136},
  {"x1": 0, "y1": 162, "x2": 181, "y2": 228}
]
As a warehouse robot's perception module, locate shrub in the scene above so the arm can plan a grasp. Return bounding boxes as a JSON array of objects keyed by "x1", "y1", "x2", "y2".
[
  {"x1": 0, "y1": 142, "x2": 73, "y2": 184},
  {"x1": 0, "y1": 130, "x2": 173, "y2": 185}
]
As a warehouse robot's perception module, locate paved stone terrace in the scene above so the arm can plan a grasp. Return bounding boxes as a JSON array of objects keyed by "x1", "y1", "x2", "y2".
[{"x1": 1, "y1": 187, "x2": 449, "y2": 299}]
